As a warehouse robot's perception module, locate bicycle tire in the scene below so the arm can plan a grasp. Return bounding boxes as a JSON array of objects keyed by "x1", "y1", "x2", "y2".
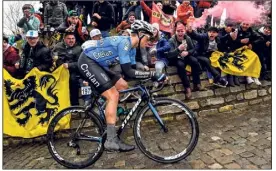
[
  {"x1": 47, "y1": 106, "x2": 105, "y2": 169},
  {"x1": 133, "y1": 97, "x2": 199, "y2": 163}
]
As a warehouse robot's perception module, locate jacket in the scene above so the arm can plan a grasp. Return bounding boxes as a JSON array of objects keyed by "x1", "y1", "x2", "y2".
[
  {"x1": 155, "y1": 38, "x2": 171, "y2": 65},
  {"x1": 20, "y1": 41, "x2": 53, "y2": 74},
  {"x1": 187, "y1": 30, "x2": 227, "y2": 56},
  {"x1": 176, "y1": 4, "x2": 194, "y2": 24},
  {"x1": 92, "y1": 1, "x2": 115, "y2": 31},
  {"x1": 17, "y1": 15, "x2": 40, "y2": 34},
  {"x1": 166, "y1": 34, "x2": 196, "y2": 59},
  {"x1": 232, "y1": 26, "x2": 264, "y2": 50},
  {"x1": 3, "y1": 45, "x2": 20, "y2": 76},
  {"x1": 53, "y1": 41, "x2": 82, "y2": 71},
  {"x1": 44, "y1": 2, "x2": 68, "y2": 27}
]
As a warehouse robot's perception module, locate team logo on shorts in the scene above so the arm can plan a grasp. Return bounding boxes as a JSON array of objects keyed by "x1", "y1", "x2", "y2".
[{"x1": 101, "y1": 73, "x2": 109, "y2": 81}]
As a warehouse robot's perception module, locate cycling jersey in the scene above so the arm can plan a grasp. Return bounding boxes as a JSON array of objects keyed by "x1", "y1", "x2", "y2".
[{"x1": 82, "y1": 36, "x2": 136, "y2": 68}]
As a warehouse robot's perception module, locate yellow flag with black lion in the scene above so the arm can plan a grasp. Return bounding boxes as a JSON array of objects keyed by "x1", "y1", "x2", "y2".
[
  {"x1": 3, "y1": 66, "x2": 71, "y2": 138},
  {"x1": 210, "y1": 46, "x2": 261, "y2": 78}
]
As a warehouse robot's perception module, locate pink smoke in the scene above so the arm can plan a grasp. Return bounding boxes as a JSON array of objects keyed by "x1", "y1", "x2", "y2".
[{"x1": 190, "y1": 1, "x2": 266, "y2": 28}]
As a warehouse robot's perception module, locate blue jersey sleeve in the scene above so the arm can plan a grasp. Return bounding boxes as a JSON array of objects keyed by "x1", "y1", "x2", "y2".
[{"x1": 117, "y1": 38, "x2": 132, "y2": 65}]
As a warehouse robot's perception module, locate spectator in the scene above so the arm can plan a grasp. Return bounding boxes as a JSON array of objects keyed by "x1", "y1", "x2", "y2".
[
  {"x1": 146, "y1": 23, "x2": 171, "y2": 75},
  {"x1": 90, "y1": 29, "x2": 102, "y2": 40},
  {"x1": 186, "y1": 26, "x2": 228, "y2": 87},
  {"x1": 162, "y1": 0, "x2": 177, "y2": 15},
  {"x1": 44, "y1": 0, "x2": 68, "y2": 29},
  {"x1": 122, "y1": 1, "x2": 142, "y2": 21},
  {"x1": 57, "y1": 10, "x2": 88, "y2": 45},
  {"x1": 3, "y1": 36, "x2": 20, "y2": 77},
  {"x1": 176, "y1": 1, "x2": 194, "y2": 25},
  {"x1": 52, "y1": 32, "x2": 82, "y2": 105},
  {"x1": 34, "y1": 11, "x2": 44, "y2": 30},
  {"x1": 257, "y1": 25, "x2": 271, "y2": 80},
  {"x1": 116, "y1": 11, "x2": 136, "y2": 33},
  {"x1": 166, "y1": 21, "x2": 204, "y2": 99},
  {"x1": 232, "y1": 22, "x2": 264, "y2": 85},
  {"x1": 91, "y1": 0, "x2": 115, "y2": 38},
  {"x1": 140, "y1": 0, "x2": 163, "y2": 23},
  {"x1": 17, "y1": 4, "x2": 40, "y2": 35},
  {"x1": 18, "y1": 30, "x2": 52, "y2": 78},
  {"x1": 194, "y1": 0, "x2": 217, "y2": 18},
  {"x1": 218, "y1": 22, "x2": 240, "y2": 86}
]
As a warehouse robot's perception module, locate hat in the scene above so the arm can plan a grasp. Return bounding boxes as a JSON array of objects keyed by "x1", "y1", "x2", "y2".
[
  {"x1": 128, "y1": 11, "x2": 136, "y2": 18},
  {"x1": 68, "y1": 10, "x2": 78, "y2": 17},
  {"x1": 152, "y1": 23, "x2": 160, "y2": 31},
  {"x1": 26, "y1": 30, "x2": 39, "y2": 37},
  {"x1": 90, "y1": 29, "x2": 102, "y2": 38},
  {"x1": 208, "y1": 27, "x2": 219, "y2": 33}
]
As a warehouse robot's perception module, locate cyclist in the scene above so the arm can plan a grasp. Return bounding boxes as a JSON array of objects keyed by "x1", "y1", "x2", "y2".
[{"x1": 78, "y1": 20, "x2": 166, "y2": 152}]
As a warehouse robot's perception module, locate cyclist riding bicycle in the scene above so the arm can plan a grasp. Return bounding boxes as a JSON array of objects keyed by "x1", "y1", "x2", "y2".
[{"x1": 78, "y1": 20, "x2": 167, "y2": 152}]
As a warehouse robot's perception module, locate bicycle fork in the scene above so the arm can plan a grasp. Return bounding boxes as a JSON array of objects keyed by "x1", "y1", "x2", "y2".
[{"x1": 148, "y1": 102, "x2": 168, "y2": 133}]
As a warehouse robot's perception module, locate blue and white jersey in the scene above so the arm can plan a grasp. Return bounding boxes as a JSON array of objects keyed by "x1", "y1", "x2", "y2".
[{"x1": 82, "y1": 36, "x2": 136, "y2": 68}]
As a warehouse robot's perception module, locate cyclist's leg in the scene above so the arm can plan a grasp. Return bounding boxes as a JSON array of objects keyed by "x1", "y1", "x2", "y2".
[{"x1": 78, "y1": 53, "x2": 134, "y2": 151}]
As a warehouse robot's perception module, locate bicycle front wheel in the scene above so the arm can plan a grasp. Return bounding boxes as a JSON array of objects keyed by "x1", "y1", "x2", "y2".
[
  {"x1": 134, "y1": 97, "x2": 199, "y2": 163},
  {"x1": 47, "y1": 106, "x2": 105, "y2": 169}
]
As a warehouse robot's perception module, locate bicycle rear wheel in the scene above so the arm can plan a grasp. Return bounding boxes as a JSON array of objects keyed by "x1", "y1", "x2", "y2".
[
  {"x1": 134, "y1": 98, "x2": 199, "y2": 163},
  {"x1": 47, "y1": 106, "x2": 105, "y2": 169}
]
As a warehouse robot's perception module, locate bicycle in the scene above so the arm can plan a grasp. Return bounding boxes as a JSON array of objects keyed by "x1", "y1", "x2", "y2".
[{"x1": 47, "y1": 79, "x2": 199, "y2": 169}]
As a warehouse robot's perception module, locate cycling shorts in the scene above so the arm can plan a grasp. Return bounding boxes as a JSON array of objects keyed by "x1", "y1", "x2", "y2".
[{"x1": 78, "y1": 53, "x2": 121, "y2": 94}]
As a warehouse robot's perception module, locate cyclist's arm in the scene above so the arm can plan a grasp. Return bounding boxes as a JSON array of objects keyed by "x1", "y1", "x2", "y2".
[
  {"x1": 118, "y1": 38, "x2": 153, "y2": 79},
  {"x1": 121, "y1": 63, "x2": 154, "y2": 79}
]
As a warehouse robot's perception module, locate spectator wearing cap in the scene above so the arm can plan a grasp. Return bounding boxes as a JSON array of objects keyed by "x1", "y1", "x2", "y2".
[
  {"x1": 3, "y1": 36, "x2": 20, "y2": 78},
  {"x1": 186, "y1": 26, "x2": 228, "y2": 87},
  {"x1": 90, "y1": 29, "x2": 102, "y2": 40},
  {"x1": 91, "y1": 0, "x2": 115, "y2": 38},
  {"x1": 17, "y1": 4, "x2": 40, "y2": 35},
  {"x1": 116, "y1": 11, "x2": 136, "y2": 33},
  {"x1": 44, "y1": 0, "x2": 68, "y2": 29},
  {"x1": 57, "y1": 10, "x2": 88, "y2": 45},
  {"x1": 53, "y1": 32, "x2": 83, "y2": 105},
  {"x1": 18, "y1": 30, "x2": 53, "y2": 78}
]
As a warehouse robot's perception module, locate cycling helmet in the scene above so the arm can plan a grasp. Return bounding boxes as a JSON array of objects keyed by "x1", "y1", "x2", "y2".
[{"x1": 131, "y1": 20, "x2": 154, "y2": 36}]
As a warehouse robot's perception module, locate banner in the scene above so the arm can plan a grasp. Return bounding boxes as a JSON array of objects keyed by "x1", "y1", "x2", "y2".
[
  {"x1": 210, "y1": 46, "x2": 261, "y2": 78},
  {"x1": 151, "y1": 3, "x2": 174, "y2": 34},
  {"x1": 3, "y1": 66, "x2": 71, "y2": 138}
]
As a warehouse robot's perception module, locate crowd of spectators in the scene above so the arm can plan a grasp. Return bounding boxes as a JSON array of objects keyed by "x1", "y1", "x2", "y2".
[{"x1": 3, "y1": 0, "x2": 271, "y2": 104}]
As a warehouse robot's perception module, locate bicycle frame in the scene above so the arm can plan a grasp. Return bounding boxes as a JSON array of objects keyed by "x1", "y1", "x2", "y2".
[{"x1": 89, "y1": 83, "x2": 167, "y2": 137}]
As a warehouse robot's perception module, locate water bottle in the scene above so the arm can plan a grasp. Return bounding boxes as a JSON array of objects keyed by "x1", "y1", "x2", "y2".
[{"x1": 116, "y1": 106, "x2": 125, "y2": 117}]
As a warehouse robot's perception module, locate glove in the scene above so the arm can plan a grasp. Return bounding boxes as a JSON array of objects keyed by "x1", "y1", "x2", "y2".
[{"x1": 151, "y1": 71, "x2": 167, "y2": 82}]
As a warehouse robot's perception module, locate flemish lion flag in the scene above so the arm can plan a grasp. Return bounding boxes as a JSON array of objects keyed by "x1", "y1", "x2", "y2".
[
  {"x1": 3, "y1": 66, "x2": 71, "y2": 138},
  {"x1": 151, "y1": 3, "x2": 174, "y2": 34},
  {"x1": 210, "y1": 46, "x2": 261, "y2": 78}
]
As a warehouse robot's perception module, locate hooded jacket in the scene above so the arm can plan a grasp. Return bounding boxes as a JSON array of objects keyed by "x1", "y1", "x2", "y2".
[
  {"x1": 44, "y1": 1, "x2": 68, "y2": 27},
  {"x1": 4, "y1": 45, "x2": 20, "y2": 76}
]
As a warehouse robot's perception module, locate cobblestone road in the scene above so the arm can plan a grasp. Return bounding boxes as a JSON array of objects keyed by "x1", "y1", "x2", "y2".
[{"x1": 3, "y1": 102, "x2": 271, "y2": 169}]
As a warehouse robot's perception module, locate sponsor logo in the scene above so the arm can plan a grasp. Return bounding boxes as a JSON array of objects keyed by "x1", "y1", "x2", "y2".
[
  {"x1": 80, "y1": 64, "x2": 100, "y2": 87},
  {"x1": 93, "y1": 51, "x2": 113, "y2": 59}
]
